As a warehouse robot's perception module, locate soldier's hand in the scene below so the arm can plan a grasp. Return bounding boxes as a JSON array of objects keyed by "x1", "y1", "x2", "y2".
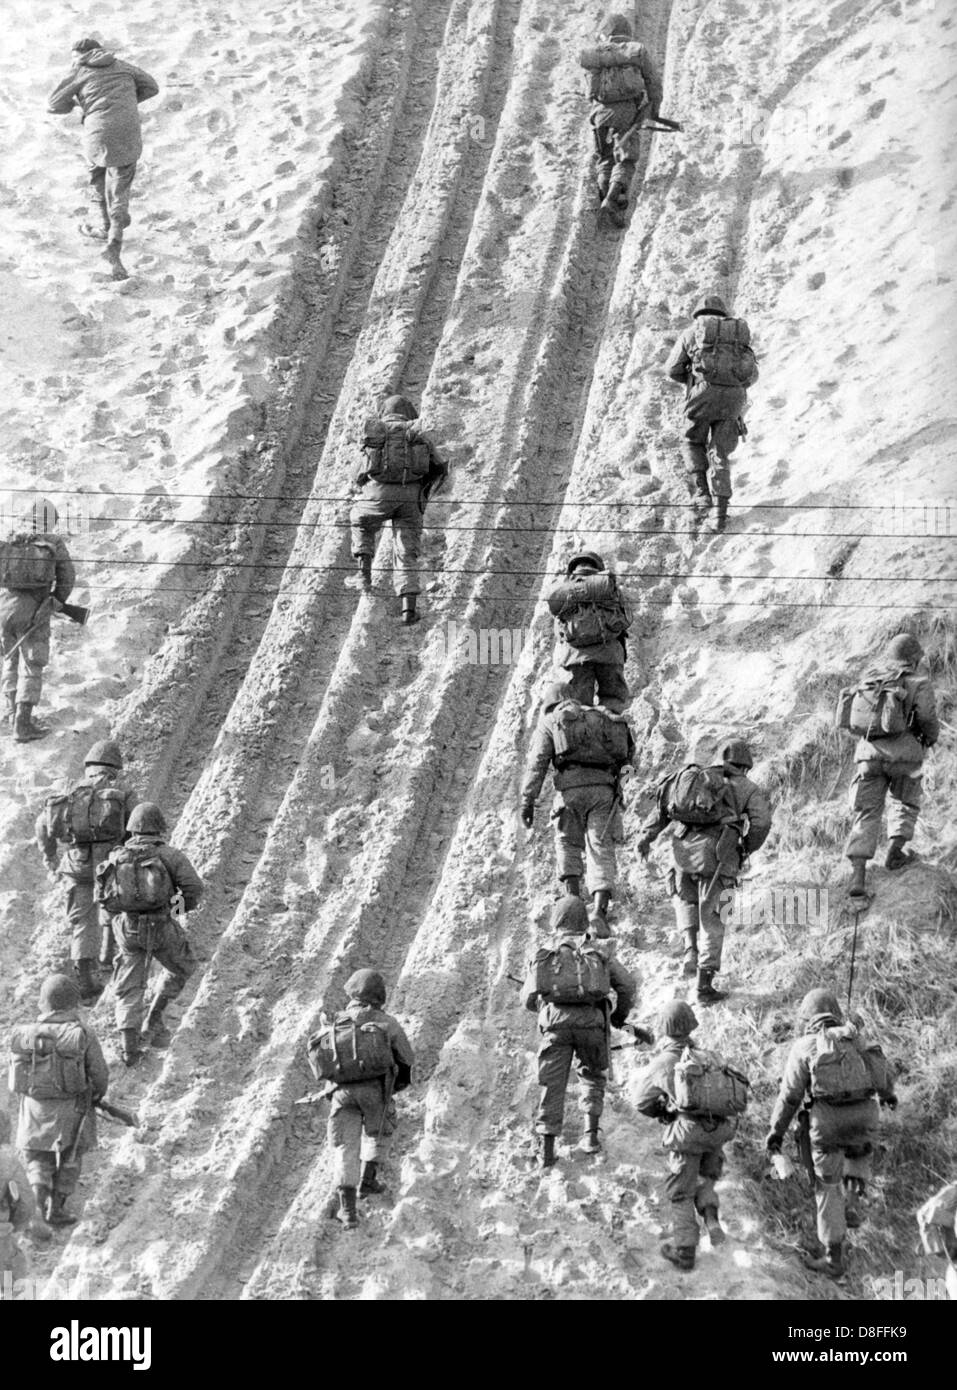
[
  {"x1": 520, "y1": 804, "x2": 534, "y2": 829},
  {"x1": 765, "y1": 1132, "x2": 783, "y2": 1155},
  {"x1": 880, "y1": 1094, "x2": 898, "y2": 1111},
  {"x1": 628, "y1": 1024, "x2": 654, "y2": 1046},
  {"x1": 635, "y1": 835, "x2": 652, "y2": 858}
]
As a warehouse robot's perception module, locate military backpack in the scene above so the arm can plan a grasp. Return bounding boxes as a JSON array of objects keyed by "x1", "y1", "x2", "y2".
[
  {"x1": 44, "y1": 783, "x2": 127, "y2": 846},
  {"x1": 532, "y1": 942, "x2": 611, "y2": 1006},
  {"x1": 307, "y1": 1016, "x2": 394, "y2": 1085},
  {"x1": 552, "y1": 702, "x2": 631, "y2": 770},
  {"x1": 690, "y1": 315, "x2": 758, "y2": 389},
  {"x1": 95, "y1": 845, "x2": 174, "y2": 915},
  {"x1": 673, "y1": 1045, "x2": 750, "y2": 1118},
  {"x1": 548, "y1": 572, "x2": 631, "y2": 649},
  {"x1": 835, "y1": 668, "x2": 912, "y2": 739},
  {"x1": 808, "y1": 1029, "x2": 875, "y2": 1105},
  {"x1": 361, "y1": 418, "x2": 431, "y2": 485},
  {"x1": 662, "y1": 764, "x2": 729, "y2": 826},
  {"x1": 581, "y1": 41, "x2": 648, "y2": 105},
  {"x1": 9, "y1": 1021, "x2": 89, "y2": 1100},
  {"x1": 0, "y1": 535, "x2": 57, "y2": 591}
]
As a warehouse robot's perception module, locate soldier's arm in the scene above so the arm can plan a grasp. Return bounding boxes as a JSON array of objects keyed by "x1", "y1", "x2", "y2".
[
  {"x1": 521, "y1": 962, "x2": 541, "y2": 1015},
  {"x1": 35, "y1": 807, "x2": 58, "y2": 867},
  {"x1": 129, "y1": 66, "x2": 160, "y2": 102},
  {"x1": 911, "y1": 678, "x2": 940, "y2": 747},
  {"x1": 768, "y1": 1046, "x2": 809, "y2": 1139},
  {"x1": 47, "y1": 75, "x2": 81, "y2": 115},
  {"x1": 638, "y1": 48, "x2": 663, "y2": 117},
  {"x1": 163, "y1": 848, "x2": 204, "y2": 911},
  {"x1": 520, "y1": 723, "x2": 554, "y2": 808},
  {"x1": 387, "y1": 1018, "x2": 415, "y2": 1089},
  {"x1": 664, "y1": 329, "x2": 693, "y2": 384},
  {"x1": 609, "y1": 960, "x2": 637, "y2": 1026},
  {"x1": 634, "y1": 1057, "x2": 674, "y2": 1119},
  {"x1": 53, "y1": 541, "x2": 76, "y2": 603},
  {"x1": 84, "y1": 1031, "x2": 110, "y2": 1101},
  {"x1": 743, "y1": 784, "x2": 772, "y2": 853}
]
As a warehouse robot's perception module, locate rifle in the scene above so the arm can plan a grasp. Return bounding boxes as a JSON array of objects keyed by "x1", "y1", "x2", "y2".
[
  {"x1": 508, "y1": 974, "x2": 523, "y2": 986},
  {"x1": 611, "y1": 1023, "x2": 654, "y2": 1052},
  {"x1": 96, "y1": 1098, "x2": 137, "y2": 1127},
  {"x1": 294, "y1": 1092, "x2": 329, "y2": 1108},
  {"x1": 63, "y1": 1085, "x2": 95, "y2": 1168},
  {"x1": 796, "y1": 1107, "x2": 815, "y2": 1186},
  {"x1": 4, "y1": 595, "x2": 88, "y2": 661},
  {"x1": 703, "y1": 816, "x2": 748, "y2": 904},
  {"x1": 642, "y1": 116, "x2": 682, "y2": 132}
]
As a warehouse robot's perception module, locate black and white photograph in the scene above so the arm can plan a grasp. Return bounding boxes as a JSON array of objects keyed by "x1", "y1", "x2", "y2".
[{"x1": 0, "y1": 0, "x2": 954, "y2": 1348}]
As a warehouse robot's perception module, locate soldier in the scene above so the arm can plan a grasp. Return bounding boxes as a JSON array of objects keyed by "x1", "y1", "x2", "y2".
[
  {"x1": 9, "y1": 973, "x2": 110, "y2": 1229},
  {"x1": 839, "y1": 632, "x2": 939, "y2": 902},
  {"x1": 665, "y1": 294, "x2": 759, "y2": 533},
  {"x1": 546, "y1": 550, "x2": 631, "y2": 713},
  {"x1": 307, "y1": 969, "x2": 414, "y2": 1231},
  {"x1": 636, "y1": 737, "x2": 772, "y2": 1004},
  {"x1": 521, "y1": 683, "x2": 635, "y2": 934},
  {"x1": 522, "y1": 895, "x2": 636, "y2": 1165},
  {"x1": 349, "y1": 395, "x2": 448, "y2": 626},
  {"x1": 579, "y1": 12, "x2": 662, "y2": 227},
  {"x1": 634, "y1": 1001, "x2": 746, "y2": 1272},
  {"x1": 35, "y1": 739, "x2": 139, "y2": 1003},
  {"x1": 0, "y1": 498, "x2": 76, "y2": 742},
  {"x1": 765, "y1": 988, "x2": 897, "y2": 1279},
  {"x1": 95, "y1": 802, "x2": 203, "y2": 1067},
  {"x1": 47, "y1": 36, "x2": 159, "y2": 281},
  {"x1": 1, "y1": 1108, "x2": 44, "y2": 1283}
]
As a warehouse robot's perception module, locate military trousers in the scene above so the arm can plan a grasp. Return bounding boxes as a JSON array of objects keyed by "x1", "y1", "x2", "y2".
[
  {"x1": 350, "y1": 490, "x2": 423, "y2": 596},
  {"x1": 560, "y1": 661, "x2": 630, "y2": 712},
  {"x1": 113, "y1": 915, "x2": 196, "y2": 1031},
  {"x1": 665, "y1": 1143, "x2": 725, "y2": 1248},
  {"x1": 844, "y1": 758, "x2": 923, "y2": 860},
  {"x1": 590, "y1": 100, "x2": 644, "y2": 197},
  {"x1": 65, "y1": 879, "x2": 103, "y2": 961},
  {"x1": 552, "y1": 783, "x2": 622, "y2": 896},
  {"x1": 328, "y1": 1080, "x2": 396, "y2": 1188},
  {"x1": 535, "y1": 1022, "x2": 607, "y2": 1135},
  {"x1": 23, "y1": 1148, "x2": 83, "y2": 1197},
  {"x1": 680, "y1": 383, "x2": 748, "y2": 499},
  {"x1": 88, "y1": 160, "x2": 137, "y2": 244},
  {"x1": 671, "y1": 870, "x2": 735, "y2": 973},
  {"x1": 0, "y1": 593, "x2": 50, "y2": 704}
]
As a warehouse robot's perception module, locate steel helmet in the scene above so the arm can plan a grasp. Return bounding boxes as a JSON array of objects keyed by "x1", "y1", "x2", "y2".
[
  {"x1": 345, "y1": 968, "x2": 387, "y2": 1006},
  {"x1": 692, "y1": 294, "x2": 729, "y2": 318},
  {"x1": 716, "y1": 738, "x2": 753, "y2": 769},
  {"x1": 883, "y1": 633, "x2": 923, "y2": 666},
  {"x1": 565, "y1": 549, "x2": 605, "y2": 577},
  {"x1": 381, "y1": 395, "x2": 418, "y2": 421},
  {"x1": 656, "y1": 1000, "x2": 698, "y2": 1037},
  {"x1": 798, "y1": 988, "x2": 843, "y2": 1023},
  {"x1": 39, "y1": 973, "x2": 81, "y2": 1013},
  {"x1": 601, "y1": 13, "x2": 633, "y2": 39},
  {"x1": 127, "y1": 802, "x2": 167, "y2": 835},
  {"x1": 84, "y1": 739, "x2": 123, "y2": 769},
  {"x1": 541, "y1": 681, "x2": 571, "y2": 712}
]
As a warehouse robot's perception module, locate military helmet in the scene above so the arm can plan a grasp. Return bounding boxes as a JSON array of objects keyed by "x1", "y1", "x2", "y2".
[
  {"x1": 716, "y1": 738, "x2": 753, "y2": 769},
  {"x1": 39, "y1": 973, "x2": 82, "y2": 1013},
  {"x1": 565, "y1": 549, "x2": 605, "y2": 577},
  {"x1": 381, "y1": 394, "x2": 418, "y2": 421},
  {"x1": 549, "y1": 894, "x2": 590, "y2": 936},
  {"x1": 797, "y1": 988, "x2": 843, "y2": 1023},
  {"x1": 72, "y1": 35, "x2": 102, "y2": 54},
  {"x1": 127, "y1": 802, "x2": 167, "y2": 835},
  {"x1": 84, "y1": 739, "x2": 123, "y2": 769},
  {"x1": 883, "y1": 633, "x2": 923, "y2": 666},
  {"x1": 601, "y1": 12, "x2": 633, "y2": 38},
  {"x1": 656, "y1": 1000, "x2": 698, "y2": 1038},
  {"x1": 692, "y1": 294, "x2": 729, "y2": 319},
  {"x1": 345, "y1": 968, "x2": 387, "y2": 1006},
  {"x1": 541, "y1": 681, "x2": 571, "y2": 712},
  {"x1": 20, "y1": 496, "x2": 59, "y2": 533}
]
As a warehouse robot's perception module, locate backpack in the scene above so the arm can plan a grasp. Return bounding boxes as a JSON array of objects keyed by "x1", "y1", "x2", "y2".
[
  {"x1": 9, "y1": 1022, "x2": 88, "y2": 1100},
  {"x1": 307, "y1": 1016, "x2": 394, "y2": 1085},
  {"x1": 583, "y1": 41, "x2": 648, "y2": 105},
  {"x1": 808, "y1": 1029, "x2": 874, "y2": 1104},
  {"x1": 0, "y1": 536, "x2": 57, "y2": 591},
  {"x1": 532, "y1": 942, "x2": 611, "y2": 1005},
  {"x1": 362, "y1": 418, "x2": 431, "y2": 485},
  {"x1": 836, "y1": 669, "x2": 912, "y2": 739},
  {"x1": 691, "y1": 316, "x2": 758, "y2": 388},
  {"x1": 44, "y1": 783, "x2": 127, "y2": 846},
  {"x1": 552, "y1": 702, "x2": 631, "y2": 770},
  {"x1": 662, "y1": 765, "x2": 729, "y2": 826},
  {"x1": 549, "y1": 573, "x2": 631, "y2": 649},
  {"x1": 673, "y1": 1046, "x2": 750, "y2": 1118},
  {"x1": 95, "y1": 844, "x2": 174, "y2": 915}
]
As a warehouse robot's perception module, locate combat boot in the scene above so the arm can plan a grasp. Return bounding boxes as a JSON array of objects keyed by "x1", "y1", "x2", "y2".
[
  {"x1": 14, "y1": 702, "x2": 48, "y2": 742},
  {"x1": 803, "y1": 1240, "x2": 845, "y2": 1279},
  {"x1": 359, "y1": 1161, "x2": 385, "y2": 1197},
  {"x1": 46, "y1": 1192, "x2": 78, "y2": 1227},
  {"x1": 843, "y1": 1176, "x2": 865, "y2": 1228},
  {"x1": 102, "y1": 240, "x2": 129, "y2": 281},
  {"x1": 142, "y1": 994, "x2": 173, "y2": 1049},
  {"x1": 848, "y1": 856, "x2": 868, "y2": 897},
  {"x1": 600, "y1": 180, "x2": 629, "y2": 227},
  {"x1": 400, "y1": 594, "x2": 419, "y2": 626},
  {"x1": 682, "y1": 932, "x2": 698, "y2": 977},
  {"x1": 336, "y1": 1186, "x2": 359, "y2": 1230},
  {"x1": 99, "y1": 922, "x2": 116, "y2": 971},
  {"x1": 561, "y1": 875, "x2": 582, "y2": 898},
  {"x1": 708, "y1": 497, "x2": 730, "y2": 534},
  {"x1": 590, "y1": 889, "x2": 612, "y2": 937},
  {"x1": 885, "y1": 838, "x2": 915, "y2": 871},
  {"x1": 660, "y1": 1242, "x2": 695, "y2": 1271},
  {"x1": 702, "y1": 1205, "x2": 726, "y2": 1246},
  {"x1": 358, "y1": 555, "x2": 373, "y2": 593},
  {"x1": 75, "y1": 958, "x2": 103, "y2": 1004},
  {"x1": 696, "y1": 968, "x2": 727, "y2": 1005},
  {"x1": 30, "y1": 1184, "x2": 54, "y2": 1235},
  {"x1": 119, "y1": 1028, "x2": 142, "y2": 1067},
  {"x1": 687, "y1": 471, "x2": 712, "y2": 522},
  {"x1": 540, "y1": 1134, "x2": 557, "y2": 1169},
  {"x1": 580, "y1": 1115, "x2": 602, "y2": 1155}
]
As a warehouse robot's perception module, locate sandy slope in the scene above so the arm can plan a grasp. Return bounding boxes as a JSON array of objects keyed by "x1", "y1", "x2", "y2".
[{"x1": 1, "y1": 0, "x2": 954, "y2": 1301}]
